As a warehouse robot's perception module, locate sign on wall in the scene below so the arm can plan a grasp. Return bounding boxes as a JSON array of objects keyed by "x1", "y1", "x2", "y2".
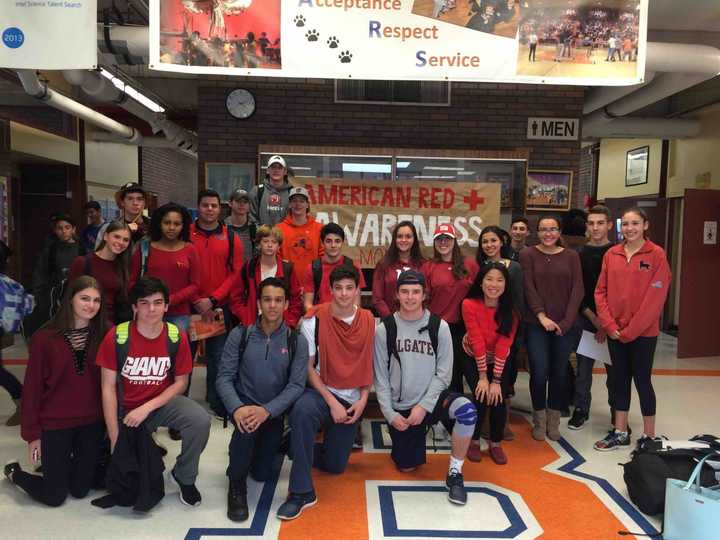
[
  {"x1": 298, "y1": 178, "x2": 500, "y2": 268},
  {"x1": 0, "y1": 1, "x2": 97, "y2": 69},
  {"x1": 150, "y1": 0, "x2": 648, "y2": 86},
  {"x1": 527, "y1": 117, "x2": 580, "y2": 141}
]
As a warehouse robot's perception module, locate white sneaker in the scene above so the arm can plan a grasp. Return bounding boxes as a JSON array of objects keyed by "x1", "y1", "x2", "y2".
[{"x1": 432, "y1": 423, "x2": 449, "y2": 442}]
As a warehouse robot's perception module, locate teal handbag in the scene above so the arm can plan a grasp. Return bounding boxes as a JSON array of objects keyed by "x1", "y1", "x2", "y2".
[{"x1": 663, "y1": 454, "x2": 720, "y2": 540}]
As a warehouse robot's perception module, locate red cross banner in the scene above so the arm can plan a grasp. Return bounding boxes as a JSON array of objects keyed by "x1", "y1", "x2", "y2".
[{"x1": 297, "y1": 178, "x2": 500, "y2": 268}]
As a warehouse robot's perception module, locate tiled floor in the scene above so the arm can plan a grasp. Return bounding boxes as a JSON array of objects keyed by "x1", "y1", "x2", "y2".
[{"x1": 0, "y1": 333, "x2": 717, "y2": 539}]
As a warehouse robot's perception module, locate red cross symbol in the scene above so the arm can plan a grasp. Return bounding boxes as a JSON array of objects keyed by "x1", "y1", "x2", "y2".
[{"x1": 463, "y1": 190, "x2": 485, "y2": 211}]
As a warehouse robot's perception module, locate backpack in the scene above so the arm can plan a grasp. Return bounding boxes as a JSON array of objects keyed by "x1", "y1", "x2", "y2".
[
  {"x1": 240, "y1": 256, "x2": 294, "y2": 304},
  {"x1": 311, "y1": 256, "x2": 354, "y2": 304},
  {"x1": 0, "y1": 274, "x2": 35, "y2": 334},
  {"x1": 621, "y1": 435, "x2": 720, "y2": 516},
  {"x1": 114, "y1": 321, "x2": 181, "y2": 413},
  {"x1": 381, "y1": 312, "x2": 442, "y2": 371}
]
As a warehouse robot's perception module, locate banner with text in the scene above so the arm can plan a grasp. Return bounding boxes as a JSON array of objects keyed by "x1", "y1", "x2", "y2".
[
  {"x1": 0, "y1": 1, "x2": 97, "y2": 69},
  {"x1": 150, "y1": 0, "x2": 647, "y2": 85},
  {"x1": 299, "y1": 178, "x2": 500, "y2": 268}
]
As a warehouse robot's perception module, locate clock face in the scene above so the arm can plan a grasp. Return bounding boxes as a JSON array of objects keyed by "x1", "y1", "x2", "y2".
[{"x1": 226, "y1": 89, "x2": 256, "y2": 119}]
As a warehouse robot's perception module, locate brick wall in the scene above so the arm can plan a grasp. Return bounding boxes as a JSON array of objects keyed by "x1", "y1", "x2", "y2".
[
  {"x1": 140, "y1": 147, "x2": 198, "y2": 209},
  {"x1": 197, "y1": 78, "x2": 584, "y2": 208}
]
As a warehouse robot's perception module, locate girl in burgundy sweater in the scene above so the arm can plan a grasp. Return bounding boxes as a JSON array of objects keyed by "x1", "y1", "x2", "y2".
[
  {"x1": 129, "y1": 203, "x2": 200, "y2": 332},
  {"x1": 423, "y1": 223, "x2": 478, "y2": 394},
  {"x1": 6, "y1": 276, "x2": 108, "y2": 507},
  {"x1": 462, "y1": 262, "x2": 518, "y2": 465},
  {"x1": 69, "y1": 221, "x2": 131, "y2": 324},
  {"x1": 372, "y1": 221, "x2": 425, "y2": 318},
  {"x1": 519, "y1": 216, "x2": 584, "y2": 442}
]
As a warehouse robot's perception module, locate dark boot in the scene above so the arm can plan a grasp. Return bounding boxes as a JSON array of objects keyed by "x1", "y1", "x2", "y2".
[{"x1": 227, "y1": 478, "x2": 248, "y2": 522}]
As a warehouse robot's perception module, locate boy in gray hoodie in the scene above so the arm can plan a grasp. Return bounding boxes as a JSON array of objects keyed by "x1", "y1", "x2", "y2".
[
  {"x1": 249, "y1": 155, "x2": 294, "y2": 226},
  {"x1": 374, "y1": 270, "x2": 477, "y2": 505},
  {"x1": 216, "y1": 276, "x2": 308, "y2": 522}
]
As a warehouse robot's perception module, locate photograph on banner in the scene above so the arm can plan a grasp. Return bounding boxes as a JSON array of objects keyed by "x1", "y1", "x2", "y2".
[
  {"x1": 298, "y1": 178, "x2": 500, "y2": 268},
  {"x1": 516, "y1": 0, "x2": 643, "y2": 80},
  {"x1": 0, "y1": 1, "x2": 97, "y2": 70},
  {"x1": 411, "y1": 0, "x2": 522, "y2": 39},
  {"x1": 149, "y1": 0, "x2": 646, "y2": 85},
  {"x1": 526, "y1": 169, "x2": 572, "y2": 211},
  {"x1": 158, "y1": 0, "x2": 281, "y2": 69}
]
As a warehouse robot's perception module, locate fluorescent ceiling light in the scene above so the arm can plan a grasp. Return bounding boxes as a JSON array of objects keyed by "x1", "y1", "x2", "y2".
[
  {"x1": 100, "y1": 68, "x2": 165, "y2": 113},
  {"x1": 413, "y1": 175, "x2": 455, "y2": 179},
  {"x1": 396, "y1": 161, "x2": 411, "y2": 168},
  {"x1": 457, "y1": 171, "x2": 476, "y2": 175},
  {"x1": 342, "y1": 163, "x2": 391, "y2": 174},
  {"x1": 293, "y1": 175, "x2": 316, "y2": 178},
  {"x1": 424, "y1": 166, "x2": 464, "y2": 171}
]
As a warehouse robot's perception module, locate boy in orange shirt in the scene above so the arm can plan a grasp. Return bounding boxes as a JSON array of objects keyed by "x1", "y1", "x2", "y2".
[{"x1": 276, "y1": 187, "x2": 323, "y2": 284}]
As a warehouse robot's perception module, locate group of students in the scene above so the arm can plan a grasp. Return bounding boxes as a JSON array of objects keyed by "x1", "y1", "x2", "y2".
[{"x1": 1, "y1": 153, "x2": 671, "y2": 524}]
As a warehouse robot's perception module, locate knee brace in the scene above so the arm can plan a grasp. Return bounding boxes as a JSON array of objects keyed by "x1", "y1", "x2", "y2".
[{"x1": 449, "y1": 397, "x2": 477, "y2": 439}]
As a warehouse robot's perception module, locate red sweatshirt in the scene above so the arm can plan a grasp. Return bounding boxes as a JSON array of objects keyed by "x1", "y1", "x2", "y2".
[
  {"x1": 595, "y1": 240, "x2": 671, "y2": 343},
  {"x1": 423, "y1": 257, "x2": 479, "y2": 323},
  {"x1": 189, "y1": 222, "x2": 244, "y2": 305},
  {"x1": 303, "y1": 257, "x2": 367, "y2": 304},
  {"x1": 372, "y1": 259, "x2": 425, "y2": 318},
  {"x1": 462, "y1": 298, "x2": 518, "y2": 380},
  {"x1": 21, "y1": 329, "x2": 103, "y2": 442},
  {"x1": 277, "y1": 215, "x2": 324, "y2": 284},
  {"x1": 229, "y1": 254, "x2": 303, "y2": 328},
  {"x1": 69, "y1": 254, "x2": 121, "y2": 322},
  {"x1": 129, "y1": 243, "x2": 201, "y2": 315}
]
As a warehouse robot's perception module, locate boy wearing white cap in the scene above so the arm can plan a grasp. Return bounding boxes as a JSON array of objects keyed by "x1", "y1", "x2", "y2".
[{"x1": 249, "y1": 155, "x2": 293, "y2": 227}]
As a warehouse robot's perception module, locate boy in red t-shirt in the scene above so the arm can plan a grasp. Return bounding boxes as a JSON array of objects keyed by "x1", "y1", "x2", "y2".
[{"x1": 97, "y1": 276, "x2": 211, "y2": 507}]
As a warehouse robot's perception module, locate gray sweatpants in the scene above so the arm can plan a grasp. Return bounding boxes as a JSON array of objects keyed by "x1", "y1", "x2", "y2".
[{"x1": 144, "y1": 395, "x2": 211, "y2": 484}]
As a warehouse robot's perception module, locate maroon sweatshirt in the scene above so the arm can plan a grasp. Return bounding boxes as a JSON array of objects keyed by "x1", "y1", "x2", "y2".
[
  {"x1": 21, "y1": 329, "x2": 103, "y2": 442},
  {"x1": 69, "y1": 254, "x2": 121, "y2": 322},
  {"x1": 372, "y1": 259, "x2": 425, "y2": 318}
]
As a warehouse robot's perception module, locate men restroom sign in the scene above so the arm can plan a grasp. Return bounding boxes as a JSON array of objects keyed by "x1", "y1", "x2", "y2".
[{"x1": 527, "y1": 117, "x2": 580, "y2": 141}]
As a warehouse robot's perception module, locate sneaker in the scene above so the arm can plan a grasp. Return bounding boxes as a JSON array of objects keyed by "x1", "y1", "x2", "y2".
[
  {"x1": 171, "y1": 469, "x2": 202, "y2": 506},
  {"x1": 276, "y1": 491, "x2": 317, "y2": 521},
  {"x1": 489, "y1": 445, "x2": 508, "y2": 465},
  {"x1": 593, "y1": 430, "x2": 630, "y2": 451},
  {"x1": 568, "y1": 409, "x2": 588, "y2": 430},
  {"x1": 4, "y1": 461, "x2": 21, "y2": 483},
  {"x1": 466, "y1": 441, "x2": 482, "y2": 462},
  {"x1": 431, "y1": 422, "x2": 448, "y2": 442},
  {"x1": 227, "y1": 480, "x2": 249, "y2": 522},
  {"x1": 352, "y1": 428, "x2": 363, "y2": 450},
  {"x1": 445, "y1": 469, "x2": 467, "y2": 505}
]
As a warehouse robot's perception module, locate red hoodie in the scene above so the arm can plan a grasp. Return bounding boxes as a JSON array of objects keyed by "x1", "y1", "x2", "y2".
[
  {"x1": 189, "y1": 222, "x2": 244, "y2": 305},
  {"x1": 595, "y1": 240, "x2": 671, "y2": 343},
  {"x1": 229, "y1": 254, "x2": 303, "y2": 328},
  {"x1": 276, "y1": 215, "x2": 324, "y2": 284}
]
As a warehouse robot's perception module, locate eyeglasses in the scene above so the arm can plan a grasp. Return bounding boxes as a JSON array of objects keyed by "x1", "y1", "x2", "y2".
[
  {"x1": 539, "y1": 227, "x2": 560, "y2": 233},
  {"x1": 434, "y1": 236, "x2": 453, "y2": 243}
]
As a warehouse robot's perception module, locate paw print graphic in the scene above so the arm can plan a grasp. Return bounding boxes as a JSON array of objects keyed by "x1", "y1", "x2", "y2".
[
  {"x1": 327, "y1": 36, "x2": 340, "y2": 49},
  {"x1": 306, "y1": 29, "x2": 319, "y2": 42},
  {"x1": 293, "y1": 15, "x2": 306, "y2": 27},
  {"x1": 339, "y1": 50, "x2": 353, "y2": 63}
]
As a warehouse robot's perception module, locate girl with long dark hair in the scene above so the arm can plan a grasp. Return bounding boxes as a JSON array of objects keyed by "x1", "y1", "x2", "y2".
[
  {"x1": 593, "y1": 208, "x2": 671, "y2": 451},
  {"x1": 129, "y1": 203, "x2": 200, "y2": 332},
  {"x1": 69, "y1": 221, "x2": 131, "y2": 324},
  {"x1": 423, "y1": 223, "x2": 478, "y2": 394},
  {"x1": 372, "y1": 221, "x2": 425, "y2": 318},
  {"x1": 462, "y1": 262, "x2": 518, "y2": 465},
  {"x1": 5, "y1": 276, "x2": 108, "y2": 507},
  {"x1": 519, "y1": 215, "x2": 584, "y2": 442}
]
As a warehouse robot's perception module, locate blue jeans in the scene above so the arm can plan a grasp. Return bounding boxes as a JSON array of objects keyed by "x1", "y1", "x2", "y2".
[
  {"x1": 228, "y1": 416, "x2": 284, "y2": 483},
  {"x1": 189, "y1": 306, "x2": 232, "y2": 416},
  {"x1": 526, "y1": 324, "x2": 576, "y2": 411}
]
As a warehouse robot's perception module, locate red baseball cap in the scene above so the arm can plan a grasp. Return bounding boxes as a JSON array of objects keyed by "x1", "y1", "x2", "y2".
[{"x1": 433, "y1": 223, "x2": 456, "y2": 240}]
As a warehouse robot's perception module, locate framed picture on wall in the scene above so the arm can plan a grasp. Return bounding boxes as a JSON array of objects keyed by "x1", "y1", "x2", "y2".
[
  {"x1": 526, "y1": 169, "x2": 573, "y2": 211},
  {"x1": 205, "y1": 162, "x2": 256, "y2": 202},
  {"x1": 625, "y1": 146, "x2": 649, "y2": 186},
  {"x1": 486, "y1": 172, "x2": 513, "y2": 207}
]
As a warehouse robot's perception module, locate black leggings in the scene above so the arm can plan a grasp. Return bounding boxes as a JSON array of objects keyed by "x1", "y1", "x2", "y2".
[
  {"x1": 0, "y1": 361, "x2": 22, "y2": 400},
  {"x1": 447, "y1": 321, "x2": 468, "y2": 394},
  {"x1": 13, "y1": 422, "x2": 105, "y2": 507},
  {"x1": 460, "y1": 357, "x2": 509, "y2": 443},
  {"x1": 608, "y1": 336, "x2": 657, "y2": 416}
]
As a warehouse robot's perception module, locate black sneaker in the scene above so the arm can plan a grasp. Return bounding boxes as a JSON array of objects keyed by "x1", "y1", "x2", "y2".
[
  {"x1": 445, "y1": 469, "x2": 467, "y2": 505},
  {"x1": 276, "y1": 491, "x2": 317, "y2": 520},
  {"x1": 227, "y1": 479, "x2": 248, "y2": 522},
  {"x1": 352, "y1": 428, "x2": 363, "y2": 450},
  {"x1": 568, "y1": 409, "x2": 588, "y2": 430},
  {"x1": 593, "y1": 430, "x2": 630, "y2": 451},
  {"x1": 4, "y1": 461, "x2": 21, "y2": 483},
  {"x1": 171, "y1": 469, "x2": 202, "y2": 507}
]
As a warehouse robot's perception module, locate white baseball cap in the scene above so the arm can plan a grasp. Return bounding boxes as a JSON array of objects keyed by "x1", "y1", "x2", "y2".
[
  {"x1": 267, "y1": 155, "x2": 287, "y2": 168},
  {"x1": 288, "y1": 186, "x2": 310, "y2": 200}
]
